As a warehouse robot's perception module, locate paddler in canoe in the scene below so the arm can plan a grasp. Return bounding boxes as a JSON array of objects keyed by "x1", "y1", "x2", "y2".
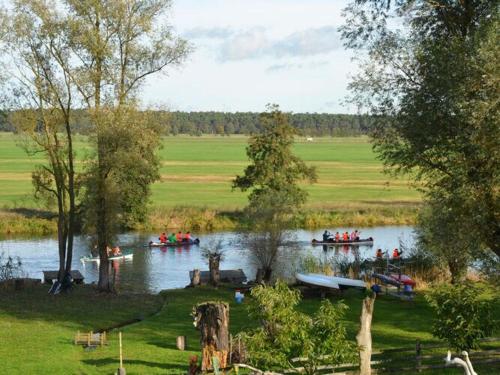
[
  {"x1": 159, "y1": 232, "x2": 168, "y2": 244},
  {"x1": 183, "y1": 231, "x2": 191, "y2": 242},
  {"x1": 322, "y1": 230, "x2": 332, "y2": 242},
  {"x1": 168, "y1": 232, "x2": 176, "y2": 243}
]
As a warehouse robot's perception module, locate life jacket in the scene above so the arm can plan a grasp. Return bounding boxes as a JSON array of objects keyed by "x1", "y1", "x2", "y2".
[
  {"x1": 335, "y1": 233, "x2": 340, "y2": 241},
  {"x1": 393, "y1": 249, "x2": 400, "y2": 258},
  {"x1": 343, "y1": 233, "x2": 349, "y2": 241},
  {"x1": 376, "y1": 250, "x2": 382, "y2": 258},
  {"x1": 159, "y1": 235, "x2": 167, "y2": 242},
  {"x1": 184, "y1": 233, "x2": 191, "y2": 240},
  {"x1": 176, "y1": 233, "x2": 182, "y2": 241}
]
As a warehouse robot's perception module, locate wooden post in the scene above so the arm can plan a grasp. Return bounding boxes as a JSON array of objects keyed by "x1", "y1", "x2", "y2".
[
  {"x1": 416, "y1": 340, "x2": 422, "y2": 372},
  {"x1": 117, "y1": 331, "x2": 126, "y2": 374},
  {"x1": 357, "y1": 294, "x2": 376, "y2": 375},
  {"x1": 193, "y1": 302, "x2": 230, "y2": 371},
  {"x1": 176, "y1": 335, "x2": 186, "y2": 350},
  {"x1": 191, "y1": 269, "x2": 201, "y2": 287}
]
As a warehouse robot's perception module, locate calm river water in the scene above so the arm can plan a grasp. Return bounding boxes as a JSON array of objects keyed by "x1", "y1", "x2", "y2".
[{"x1": 0, "y1": 226, "x2": 414, "y2": 293}]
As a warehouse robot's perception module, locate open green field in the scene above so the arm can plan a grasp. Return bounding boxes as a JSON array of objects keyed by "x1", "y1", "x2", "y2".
[
  {"x1": 0, "y1": 132, "x2": 420, "y2": 211},
  {"x1": 1, "y1": 284, "x2": 498, "y2": 374}
]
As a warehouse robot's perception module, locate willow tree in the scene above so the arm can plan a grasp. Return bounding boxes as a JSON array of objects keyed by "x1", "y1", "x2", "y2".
[
  {"x1": 2, "y1": 2, "x2": 78, "y2": 291},
  {"x1": 341, "y1": 1, "x2": 499, "y2": 273},
  {"x1": 64, "y1": 0, "x2": 189, "y2": 291}
]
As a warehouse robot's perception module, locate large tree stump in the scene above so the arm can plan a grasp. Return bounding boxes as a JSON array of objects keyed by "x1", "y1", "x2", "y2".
[
  {"x1": 357, "y1": 294, "x2": 376, "y2": 375},
  {"x1": 191, "y1": 269, "x2": 201, "y2": 287},
  {"x1": 193, "y1": 302, "x2": 230, "y2": 371}
]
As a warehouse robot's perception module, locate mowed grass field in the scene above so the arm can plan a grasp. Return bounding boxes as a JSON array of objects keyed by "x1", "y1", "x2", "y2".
[{"x1": 0, "y1": 132, "x2": 420, "y2": 211}]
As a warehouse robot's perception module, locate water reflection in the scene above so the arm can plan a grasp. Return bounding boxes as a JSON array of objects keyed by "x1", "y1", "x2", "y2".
[{"x1": 0, "y1": 226, "x2": 414, "y2": 293}]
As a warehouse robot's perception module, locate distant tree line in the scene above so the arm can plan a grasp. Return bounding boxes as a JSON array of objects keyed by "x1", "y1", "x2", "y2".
[{"x1": 0, "y1": 109, "x2": 372, "y2": 136}]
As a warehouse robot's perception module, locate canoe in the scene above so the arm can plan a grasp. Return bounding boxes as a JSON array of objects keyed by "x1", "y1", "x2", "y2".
[
  {"x1": 80, "y1": 253, "x2": 134, "y2": 263},
  {"x1": 312, "y1": 238, "x2": 374, "y2": 246},
  {"x1": 295, "y1": 273, "x2": 365, "y2": 290},
  {"x1": 148, "y1": 238, "x2": 200, "y2": 247},
  {"x1": 389, "y1": 273, "x2": 416, "y2": 287},
  {"x1": 372, "y1": 273, "x2": 401, "y2": 286},
  {"x1": 372, "y1": 273, "x2": 416, "y2": 287}
]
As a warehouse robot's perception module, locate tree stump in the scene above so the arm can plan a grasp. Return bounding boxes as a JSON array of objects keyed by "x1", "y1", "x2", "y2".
[
  {"x1": 357, "y1": 294, "x2": 376, "y2": 375},
  {"x1": 191, "y1": 269, "x2": 201, "y2": 287},
  {"x1": 208, "y1": 255, "x2": 221, "y2": 286},
  {"x1": 193, "y1": 302, "x2": 230, "y2": 371}
]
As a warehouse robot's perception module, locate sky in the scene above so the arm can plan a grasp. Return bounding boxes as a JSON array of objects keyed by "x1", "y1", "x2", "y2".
[{"x1": 143, "y1": 0, "x2": 357, "y2": 114}]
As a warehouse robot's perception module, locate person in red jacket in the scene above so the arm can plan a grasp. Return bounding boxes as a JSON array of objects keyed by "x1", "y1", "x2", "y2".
[
  {"x1": 159, "y1": 232, "x2": 167, "y2": 243},
  {"x1": 176, "y1": 231, "x2": 183, "y2": 242}
]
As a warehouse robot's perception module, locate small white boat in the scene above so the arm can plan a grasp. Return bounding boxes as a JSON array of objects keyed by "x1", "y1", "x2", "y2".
[
  {"x1": 80, "y1": 253, "x2": 134, "y2": 263},
  {"x1": 295, "y1": 273, "x2": 365, "y2": 290}
]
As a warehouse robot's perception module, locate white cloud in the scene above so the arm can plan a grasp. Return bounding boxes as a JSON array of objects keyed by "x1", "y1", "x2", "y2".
[
  {"x1": 217, "y1": 26, "x2": 342, "y2": 61},
  {"x1": 182, "y1": 27, "x2": 235, "y2": 40}
]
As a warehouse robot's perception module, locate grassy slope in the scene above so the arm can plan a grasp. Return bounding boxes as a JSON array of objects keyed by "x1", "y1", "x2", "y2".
[
  {"x1": 0, "y1": 285, "x2": 498, "y2": 374},
  {"x1": 0, "y1": 133, "x2": 420, "y2": 211}
]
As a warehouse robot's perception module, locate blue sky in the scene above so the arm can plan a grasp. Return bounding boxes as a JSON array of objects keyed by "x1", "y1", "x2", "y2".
[{"x1": 143, "y1": 0, "x2": 356, "y2": 113}]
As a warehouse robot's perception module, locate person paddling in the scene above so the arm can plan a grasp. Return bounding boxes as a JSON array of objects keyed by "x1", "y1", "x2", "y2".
[
  {"x1": 343, "y1": 232, "x2": 349, "y2": 241},
  {"x1": 376, "y1": 248, "x2": 383, "y2": 259},
  {"x1": 168, "y1": 233, "x2": 176, "y2": 243},
  {"x1": 334, "y1": 232, "x2": 340, "y2": 242},
  {"x1": 112, "y1": 246, "x2": 122, "y2": 256},
  {"x1": 159, "y1": 232, "x2": 167, "y2": 243},
  {"x1": 322, "y1": 230, "x2": 331, "y2": 242},
  {"x1": 183, "y1": 231, "x2": 191, "y2": 242},
  {"x1": 392, "y1": 248, "x2": 402, "y2": 259},
  {"x1": 176, "y1": 231, "x2": 183, "y2": 242}
]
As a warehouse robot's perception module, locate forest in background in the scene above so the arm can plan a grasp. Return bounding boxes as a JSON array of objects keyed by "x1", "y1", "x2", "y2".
[{"x1": 0, "y1": 110, "x2": 371, "y2": 137}]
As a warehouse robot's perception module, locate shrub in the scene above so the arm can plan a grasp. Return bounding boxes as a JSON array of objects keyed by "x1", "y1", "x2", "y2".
[
  {"x1": 242, "y1": 280, "x2": 356, "y2": 374},
  {"x1": 425, "y1": 282, "x2": 497, "y2": 351}
]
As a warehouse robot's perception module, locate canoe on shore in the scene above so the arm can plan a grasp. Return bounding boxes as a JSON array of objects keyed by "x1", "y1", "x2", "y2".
[
  {"x1": 372, "y1": 273, "x2": 416, "y2": 287},
  {"x1": 80, "y1": 253, "x2": 134, "y2": 263},
  {"x1": 311, "y1": 237, "x2": 374, "y2": 246},
  {"x1": 148, "y1": 238, "x2": 200, "y2": 247},
  {"x1": 295, "y1": 273, "x2": 366, "y2": 290}
]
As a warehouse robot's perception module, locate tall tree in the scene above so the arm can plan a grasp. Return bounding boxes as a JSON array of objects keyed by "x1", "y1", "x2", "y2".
[
  {"x1": 233, "y1": 105, "x2": 316, "y2": 282},
  {"x1": 233, "y1": 104, "x2": 317, "y2": 208},
  {"x1": 63, "y1": 0, "x2": 189, "y2": 291},
  {"x1": 341, "y1": 1, "x2": 499, "y2": 265},
  {"x1": 2, "y1": 1, "x2": 78, "y2": 291}
]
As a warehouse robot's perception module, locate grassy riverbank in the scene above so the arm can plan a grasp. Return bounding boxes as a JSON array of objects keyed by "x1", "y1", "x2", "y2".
[
  {"x1": 0, "y1": 284, "x2": 498, "y2": 374},
  {"x1": 0, "y1": 133, "x2": 420, "y2": 235}
]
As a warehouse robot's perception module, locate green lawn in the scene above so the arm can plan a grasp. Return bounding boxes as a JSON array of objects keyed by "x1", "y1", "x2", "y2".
[
  {"x1": 0, "y1": 284, "x2": 498, "y2": 374},
  {"x1": 0, "y1": 133, "x2": 420, "y2": 211}
]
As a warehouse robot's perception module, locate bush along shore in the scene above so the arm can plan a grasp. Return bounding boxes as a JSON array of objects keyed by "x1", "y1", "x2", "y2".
[{"x1": 1, "y1": 204, "x2": 419, "y2": 236}]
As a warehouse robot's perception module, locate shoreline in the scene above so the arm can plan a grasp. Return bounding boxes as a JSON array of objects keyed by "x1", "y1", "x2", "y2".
[{"x1": 1, "y1": 204, "x2": 419, "y2": 236}]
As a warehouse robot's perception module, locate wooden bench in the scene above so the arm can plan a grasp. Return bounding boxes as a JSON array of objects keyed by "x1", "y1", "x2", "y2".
[
  {"x1": 43, "y1": 270, "x2": 84, "y2": 284},
  {"x1": 74, "y1": 331, "x2": 107, "y2": 347}
]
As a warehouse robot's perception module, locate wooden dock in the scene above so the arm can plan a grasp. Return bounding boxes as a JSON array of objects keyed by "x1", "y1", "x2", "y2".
[
  {"x1": 189, "y1": 269, "x2": 247, "y2": 285},
  {"x1": 43, "y1": 270, "x2": 84, "y2": 284}
]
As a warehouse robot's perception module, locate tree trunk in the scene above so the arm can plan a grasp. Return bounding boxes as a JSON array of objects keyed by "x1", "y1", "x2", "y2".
[
  {"x1": 357, "y1": 294, "x2": 376, "y2": 375},
  {"x1": 209, "y1": 255, "x2": 220, "y2": 286},
  {"x1": 194, "y1": 302, "x2": 230, "y2": 371},
  {"x1": 255, "y1": 268, "x2": 264, "y2": 284},
  {"x1": 191, "y1": 269, "x2": 200, "y2": 287},
  {"x1": 263, "y1": 267, "x2": 272, "y2": 284}
]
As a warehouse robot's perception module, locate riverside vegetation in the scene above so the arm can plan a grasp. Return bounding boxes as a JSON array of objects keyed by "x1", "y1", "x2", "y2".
[{"x1": 0, "y1": 133, "x2": 419, "y2": 235}]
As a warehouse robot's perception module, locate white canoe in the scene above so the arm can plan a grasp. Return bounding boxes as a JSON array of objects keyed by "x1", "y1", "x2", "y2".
[
  {"x1": 81, "y1": 253, "x2": 134, "y2": 263},
  {"x1": 295, "y1": 273, "x2": 365, "y2": 289}
]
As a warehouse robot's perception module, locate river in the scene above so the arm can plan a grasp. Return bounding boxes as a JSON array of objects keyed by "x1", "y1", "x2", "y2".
[{"x1": 0, "y1": 226, "x2": 415, "y2": 293}]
